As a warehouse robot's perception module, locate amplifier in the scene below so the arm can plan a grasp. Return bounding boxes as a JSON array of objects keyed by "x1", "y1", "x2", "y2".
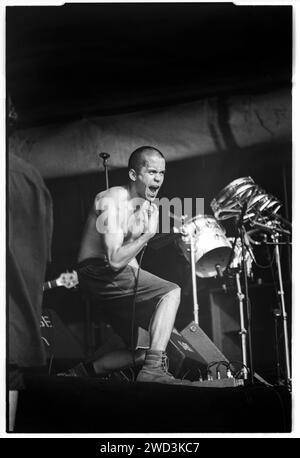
[{"x1": 40, "y1": 308, "x2": 85, "y2": 360}]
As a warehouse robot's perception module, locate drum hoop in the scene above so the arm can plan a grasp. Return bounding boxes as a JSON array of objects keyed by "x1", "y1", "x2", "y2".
[
  {"x1": 259, "y1": 198, "x2": 274, "y2": 212},
  {"x1": 234, "y1": 183, "x2": 256, "y2": 196},
  {"x1": 211, "y1": 182, "x2": 256, "y2": 212},
  {"x1": 187, "y1": 214, "x2": 218, "y2": 223},
  {"x1": 265, "y1": 199, "x2": 281, "y2": 210},
  {"x1": 228, "y1": 185, "x2": 257, "y2": 205},
  {"x1": 248, "y1": 192, "x2": 267, "y2": 205},
  {"x1": 211, "y1": 177, "x2": 255, "y2": 204},
  {"x1": 185, "y1": 214, "x2": 227, "y2": 235}
]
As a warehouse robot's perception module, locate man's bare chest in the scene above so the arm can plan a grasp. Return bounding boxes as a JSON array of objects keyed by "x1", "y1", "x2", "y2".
[{"x1": 122, "y1": 208, "x2": 146, "y2": 242}]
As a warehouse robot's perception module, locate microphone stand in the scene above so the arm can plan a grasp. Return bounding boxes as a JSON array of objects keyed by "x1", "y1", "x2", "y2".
[
  {"x1": 99, "y1": 152, "x2": 110, "y2": 190},
  {"x1": 84, "y1": 152, "x2": 111, "y2": 358},
  {"x1": 178, "y1": 216, "x2": 199, "y2": 325}
]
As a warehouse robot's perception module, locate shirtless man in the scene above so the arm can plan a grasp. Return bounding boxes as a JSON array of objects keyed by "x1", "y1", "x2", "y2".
[{"x1": 76, "y1": 146, "x2": 183, "y2": 383}]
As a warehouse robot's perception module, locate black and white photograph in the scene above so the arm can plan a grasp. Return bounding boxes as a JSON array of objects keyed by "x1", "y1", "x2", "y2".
[{"x1": 4, "y1": 1, "x2": 296, "y2": 438}]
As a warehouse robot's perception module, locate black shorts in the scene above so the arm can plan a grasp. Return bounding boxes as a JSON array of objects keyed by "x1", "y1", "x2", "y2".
[{"x1": 77, "y1": 257, "x2": 179, "y2": 349}]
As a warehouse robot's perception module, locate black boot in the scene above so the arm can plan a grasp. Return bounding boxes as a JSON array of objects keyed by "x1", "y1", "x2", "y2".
[{"x1": 136, "y1": 350, "x2": 188, "y2": 385}]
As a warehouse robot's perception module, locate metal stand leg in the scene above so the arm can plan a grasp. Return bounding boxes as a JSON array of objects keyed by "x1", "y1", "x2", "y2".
[
  {"x1": 189, "y1": 238, "x2": 199, "y2": 325},
  {"x1": 273, "y1": 235, "x2": 291, "y2": 390},
  {"x1": 273, "y1": 307, "x2": 283, "y2": 385},
  {"x1": 240, "y1": 226, "x2": 254, "y2": 384},
  {"x1": 235, "y1": 271, "x2": 248, "y2": 379}
]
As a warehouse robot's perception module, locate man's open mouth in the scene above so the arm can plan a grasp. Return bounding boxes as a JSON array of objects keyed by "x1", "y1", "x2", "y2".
[{"x1": 149, "y1": 186, "x2": 159, "y2": 195}]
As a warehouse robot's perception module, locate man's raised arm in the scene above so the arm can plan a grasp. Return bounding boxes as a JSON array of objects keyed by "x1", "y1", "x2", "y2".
[{"x1": 96, "y1": 197, "x2": 156, "y2": 271}]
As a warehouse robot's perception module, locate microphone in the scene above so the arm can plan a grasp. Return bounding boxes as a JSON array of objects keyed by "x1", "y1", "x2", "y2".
[
  {"x1": 215, "y1": 264, "x2": 227, "y2": 293},
  {"x1": 146, "y1": 199, "x2": 154, "y2": 218},
  {"x1": 142, "y1": 200, "x2": 152, "y2": 246},
  {"x1": 99, "y1": 152, "x2": 110, "y2": 161}
]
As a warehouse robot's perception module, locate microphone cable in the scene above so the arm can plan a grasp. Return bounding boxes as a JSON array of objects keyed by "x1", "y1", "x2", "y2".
[
  {"x1": 130, "y1": 243, "x2": 148, "y2": 373},
  {"x1": 130, "y1": 200, "x2": 153, "y2": 373}
]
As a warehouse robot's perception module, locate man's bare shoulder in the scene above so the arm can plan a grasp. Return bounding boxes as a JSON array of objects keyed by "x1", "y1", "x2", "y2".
[{"x1": 94, "y1": 186, "x2": 128, "y2": 209}]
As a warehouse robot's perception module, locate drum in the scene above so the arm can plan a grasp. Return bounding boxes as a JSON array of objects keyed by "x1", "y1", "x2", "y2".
[
  {"x1": 210, "y1": 177, "x2": 256, "y2": 221},
  {"x1": 210, "y1": 176, "x2": 282, "y2": 222},
  {"x1": 176, "y1": 215, "x2": 232, "y2": 278}
]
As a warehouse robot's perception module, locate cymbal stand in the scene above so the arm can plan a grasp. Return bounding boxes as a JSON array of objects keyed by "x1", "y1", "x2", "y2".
[
  {"x1": 239, "y1": 224, "x2": 254, "y2": 384},
  {"x1": 272, "y1": 231, "x2": 291, "y2": 390},
  {"x1": 180, "y1": 217, "x2": 199, "y2": 325},
  {"x1": 228, "y1": 204, "x2": 254, "y2": 382},
  {"x1": 189, "y1": 233, "x2": 199, "y2": 325},
  {"x1": 234, "y1": 267, "x2": 249, "y2": 380}
]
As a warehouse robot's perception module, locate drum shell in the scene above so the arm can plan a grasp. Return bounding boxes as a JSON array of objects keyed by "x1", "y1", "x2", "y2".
[{"x1": 177, "y1": 215, "x2": 232, "y2": 278}]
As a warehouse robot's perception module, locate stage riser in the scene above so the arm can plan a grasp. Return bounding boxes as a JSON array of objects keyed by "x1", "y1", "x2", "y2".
[{"x1": 15, "y1": 375, "x2": 291, "y2": 433}]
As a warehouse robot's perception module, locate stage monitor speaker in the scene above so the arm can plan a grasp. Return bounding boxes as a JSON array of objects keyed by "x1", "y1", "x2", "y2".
[{"x1": 167, "y1": 321, "x2": 229, "y2": 380}]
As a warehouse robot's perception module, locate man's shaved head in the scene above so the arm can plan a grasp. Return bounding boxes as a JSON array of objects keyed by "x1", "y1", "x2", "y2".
[{"x1": 128, "y1": 146, "x2": 165, "y2": 172}]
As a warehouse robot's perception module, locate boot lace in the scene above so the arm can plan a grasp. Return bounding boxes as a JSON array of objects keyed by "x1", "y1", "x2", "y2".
[{"x1": 161, "y1": 354, "x2": 173, "y2": 376}]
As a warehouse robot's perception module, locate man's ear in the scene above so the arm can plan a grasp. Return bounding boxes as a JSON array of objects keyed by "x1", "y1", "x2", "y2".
[{"x1": 129, "y1": 169, "x2": 137, "y2": 182}]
